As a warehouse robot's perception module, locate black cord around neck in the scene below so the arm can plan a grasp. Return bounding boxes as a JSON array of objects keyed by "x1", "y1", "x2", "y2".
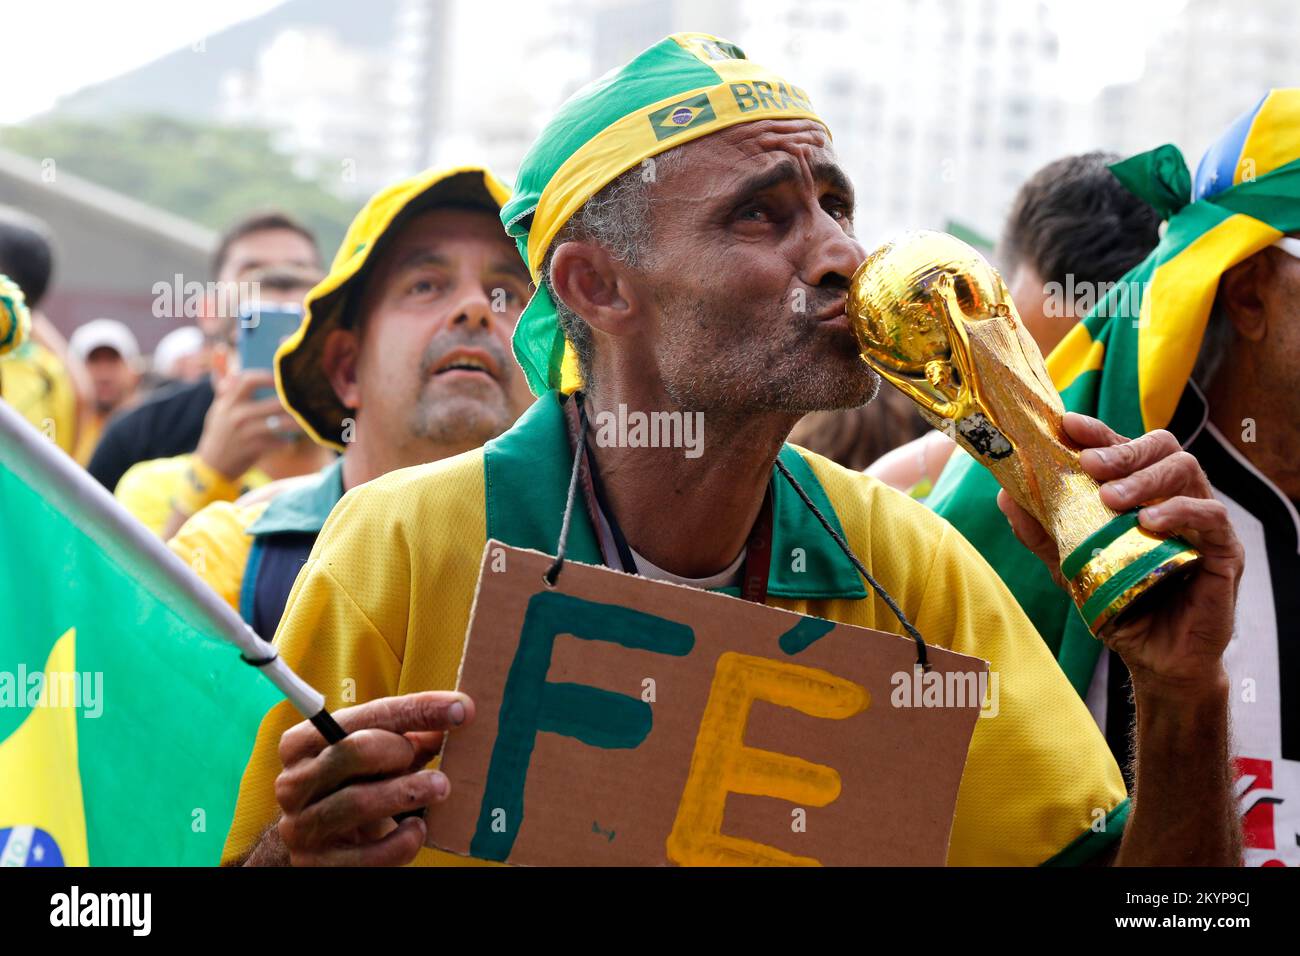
[
  {"x1": 542, "y1": 407, "x2": 587, "y2": 588},
  {"x1": 773, "y1": 457, "x2": 929, "y2": 669},
  {"x1": 543, "y1": 393, "x2": 930, "y2": 669}
]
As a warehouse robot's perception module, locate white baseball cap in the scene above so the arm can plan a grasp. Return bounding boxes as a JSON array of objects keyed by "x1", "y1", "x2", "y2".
[
  {"x1": 68, "y1": 318, "x2": 141, "y2": 364},
  {"x1": 151, "y1": 325, "x2": 205, "y2": 378}
]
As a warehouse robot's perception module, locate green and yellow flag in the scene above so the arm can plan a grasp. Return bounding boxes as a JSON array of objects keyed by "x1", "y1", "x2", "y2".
[
  {"x1": 928, "y1": 89, "x2": 1300, "y2": 694},
  {"x1": 0, "y1": 398, "x2": 320, "y2": 865}
]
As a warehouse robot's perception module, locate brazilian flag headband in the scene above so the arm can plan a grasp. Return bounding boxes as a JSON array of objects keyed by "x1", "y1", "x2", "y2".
[
  {"x1": 1046, "y1": 88, "x2": 1300, "y2": 437},
  {"x1": 925, "y1": 88, "x2": 1300, "y2": 698},
  {"x1": 501, "y1": 32, "x2": 830, "y2": 396}
]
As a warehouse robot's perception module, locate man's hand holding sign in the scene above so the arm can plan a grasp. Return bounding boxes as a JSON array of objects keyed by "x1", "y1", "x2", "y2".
[{"x1": 270, "y1": 693, "x2": 471, "y2": 867}]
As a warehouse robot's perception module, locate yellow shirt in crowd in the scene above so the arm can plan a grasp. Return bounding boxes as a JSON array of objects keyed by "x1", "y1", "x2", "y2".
[
  {"x1": 167, "y1": 465, "x2": 341, "y2": 612},
  {"x1": 168, "y1": 499, "x2": 268, "y2": 608},
  {"x1": 115, "y1": 454, "x2": 270, "y2": 538},
  {"x1": 0, "y1": 341, "x2": 77, "y2": 456},
  {"x1": 73, "y1": 412, "x2": 105, "y2": 467}
]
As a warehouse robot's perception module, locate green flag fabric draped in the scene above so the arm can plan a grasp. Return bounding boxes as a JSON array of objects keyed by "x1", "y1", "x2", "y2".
[{"x1": 0, "y1": 398, "x2": 318, "y2": 865}]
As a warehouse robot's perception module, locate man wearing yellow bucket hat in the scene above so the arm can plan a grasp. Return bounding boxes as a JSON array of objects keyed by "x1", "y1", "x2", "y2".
[
  {"x1": 229, "y1": 34, "x2": 1242, "y2": 867},
  {"x1": 168, "y1": 165, "x2": 533, "y2": 641}
]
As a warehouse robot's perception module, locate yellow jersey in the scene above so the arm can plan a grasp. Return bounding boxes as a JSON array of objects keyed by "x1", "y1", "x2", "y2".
[
  {"x1": 168, "y1": 460, "x2": 344, "y2": 622},
  {"x1": 0, "y1": 341, "x2": 77, "y2": 457},
  {"x1": 115, "y1": 454, "x2": 269, "y2": 538}
]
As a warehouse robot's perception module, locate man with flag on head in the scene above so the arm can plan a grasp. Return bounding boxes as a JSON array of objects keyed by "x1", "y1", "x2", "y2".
[
  {"x1": 929, "y1": 90, "x2": 1300, "y2": 867},
  {"x1": 227, "y1": 33, "x2": 1244, "y2": 867},
  {"x1": 168, "y1": 165, "x2": 534, "y2": 641}
]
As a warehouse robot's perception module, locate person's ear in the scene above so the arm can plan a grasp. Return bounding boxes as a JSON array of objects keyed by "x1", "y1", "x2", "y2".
[
  {"x1": 1218, "y1": 255, "x2": 1270, "y2": 343},
  {"x1": 549, "y1": 240, "x2": 640, "y2": 336},
  {"x1": 322, "y1": 328, "x2": 362, "y2": 409}
]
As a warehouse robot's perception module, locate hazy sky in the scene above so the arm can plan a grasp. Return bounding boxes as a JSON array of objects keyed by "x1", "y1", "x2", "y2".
[
  {"x1": 2, "y1": 0, "x2": 1188, "y2": 124},
  {"x1": 1, "y1": 0, "x2": 284, "y2": 123}
]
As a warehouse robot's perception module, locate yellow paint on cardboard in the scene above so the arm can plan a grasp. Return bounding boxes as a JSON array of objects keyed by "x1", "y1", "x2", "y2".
[{"x1": 667, "y1": 651, "x2": 870, "y2": 866}]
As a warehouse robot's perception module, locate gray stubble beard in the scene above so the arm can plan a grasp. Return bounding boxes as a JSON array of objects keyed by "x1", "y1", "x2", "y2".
[
  {"x1": 406, "y1": 380, "x2": 514, "y2": 448},
  {"x1": 655, "y1": 292, "x2": 882, "y2": 416}
]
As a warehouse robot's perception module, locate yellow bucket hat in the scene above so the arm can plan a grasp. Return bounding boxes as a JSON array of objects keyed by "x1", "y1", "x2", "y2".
[{"x1": 275, "y1": 165, "x2": 511, "y2": 450}]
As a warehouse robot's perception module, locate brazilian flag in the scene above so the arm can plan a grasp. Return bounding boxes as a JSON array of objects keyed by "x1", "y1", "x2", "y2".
[
  {"x1": 928, "y1": 89, "x2": 1300, "y2": 695},
  {"x1": 0, "y1": 398, "x2": 289, "y2": 865}
]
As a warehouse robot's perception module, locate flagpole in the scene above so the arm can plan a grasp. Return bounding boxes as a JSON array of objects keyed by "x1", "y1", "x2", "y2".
[{"x1": 0, "y1": 396, "x2": 326, "y2": 722}]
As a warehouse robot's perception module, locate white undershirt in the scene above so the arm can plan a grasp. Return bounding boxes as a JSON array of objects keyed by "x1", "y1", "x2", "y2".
[{"x1": 591, "y1": 495, "x2": 746, "y2": 589}]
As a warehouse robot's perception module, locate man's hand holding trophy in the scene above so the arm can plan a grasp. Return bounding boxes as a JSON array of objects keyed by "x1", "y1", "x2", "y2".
[{"x1": 848, "y1": 231, "x2": 1242, "y2": 695}]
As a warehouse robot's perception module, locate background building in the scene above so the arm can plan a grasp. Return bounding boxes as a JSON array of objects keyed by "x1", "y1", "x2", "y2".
[
  {"x1": 47, "y1": 0, "x2": 440, "y2": 200},
  {"x1": 0, "y1": 148, "x2": 213, "y2": 350},
  {"x1": 6, "y1": 0, "x2": 1299, "y2": 344},
  {"x1": 1089, "y1": 0, "x2": 1300, "y2": 167}
]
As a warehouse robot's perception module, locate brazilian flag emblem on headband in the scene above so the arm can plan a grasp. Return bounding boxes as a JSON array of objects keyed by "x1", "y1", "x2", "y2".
[{"x1": 649, "y1": 94, "x2": 717, "y2": 140}]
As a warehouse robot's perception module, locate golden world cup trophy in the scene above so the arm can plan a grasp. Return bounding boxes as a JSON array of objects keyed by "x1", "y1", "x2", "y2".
[{"x1": 847, "y1": 230, "x2": 1199, "y2": 635}]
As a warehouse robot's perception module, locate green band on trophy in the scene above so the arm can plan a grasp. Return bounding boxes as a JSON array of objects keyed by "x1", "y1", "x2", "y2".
[
  {"x1": 1078, "y1": 538, "x2": 1191, "y2": 629},
  {"x1": 1060, "y1": 511, "x2": 1141, "y2": 581}
]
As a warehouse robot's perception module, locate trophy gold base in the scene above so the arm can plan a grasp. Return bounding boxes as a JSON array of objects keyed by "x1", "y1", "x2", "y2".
[{"x1": 1060, "y1": 511, "x2": 1201, "y2": 635}]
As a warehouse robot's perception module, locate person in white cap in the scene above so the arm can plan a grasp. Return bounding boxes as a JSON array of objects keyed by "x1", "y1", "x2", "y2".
[
  {"x1": 67, "y1": 318, "x2": 141, "y2": 464},
  {"x1": 152, "y1": 326, "x2": 207, "y2": 383}
]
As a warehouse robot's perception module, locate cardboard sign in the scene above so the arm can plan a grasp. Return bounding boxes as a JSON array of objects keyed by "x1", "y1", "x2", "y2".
[{"x1": 426, "y1": 542, "x2": 988, "y2": 866}]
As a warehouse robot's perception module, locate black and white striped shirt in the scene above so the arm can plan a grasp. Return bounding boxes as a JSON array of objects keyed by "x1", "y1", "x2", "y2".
[{"x1": 1086, "y1": 384, "x2": 1300, "y2": 867}]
